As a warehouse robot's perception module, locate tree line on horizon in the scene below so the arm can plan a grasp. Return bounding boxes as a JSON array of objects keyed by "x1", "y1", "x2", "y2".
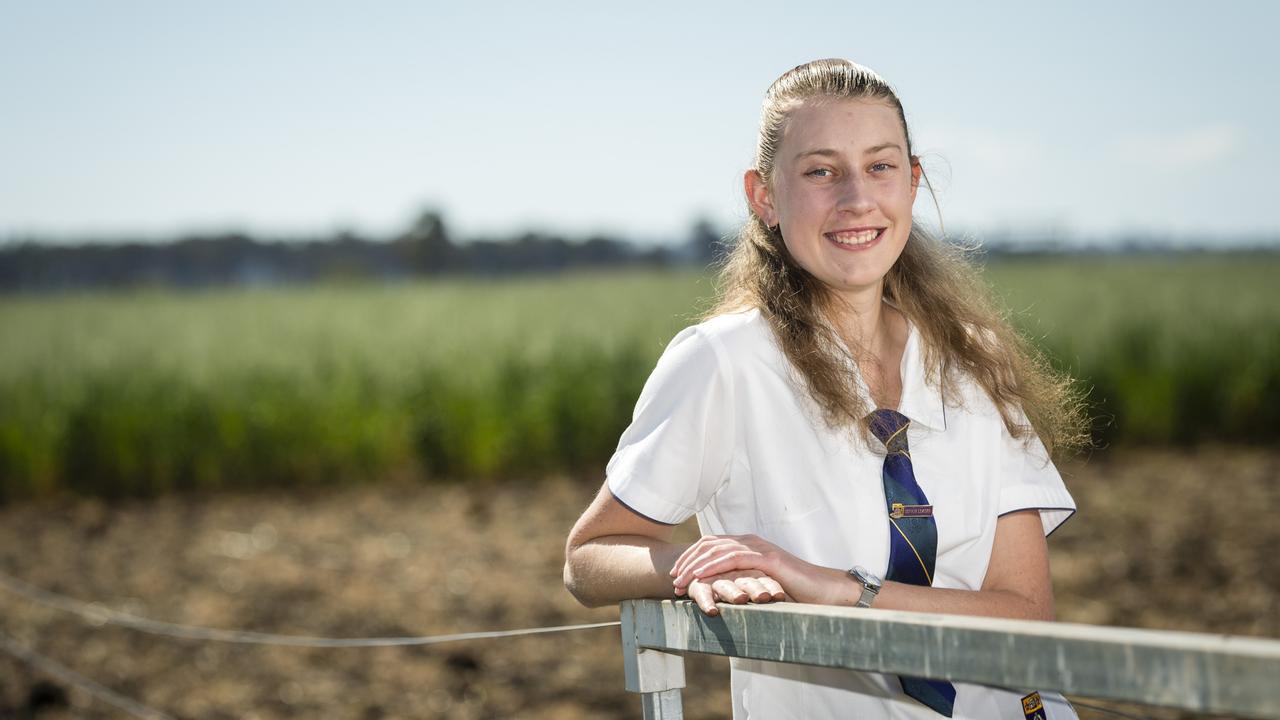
[
  {"x1": 0, "y1": 211, "x2": 727, "y2": 293},
  {"x1": 1, "y1": 210, "x2": 1274, "y2": 293}
]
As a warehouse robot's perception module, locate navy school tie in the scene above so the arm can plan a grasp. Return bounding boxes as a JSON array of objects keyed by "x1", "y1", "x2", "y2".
[{"x1": 868, "y1": 408, "x2": 957, "y2": 717}]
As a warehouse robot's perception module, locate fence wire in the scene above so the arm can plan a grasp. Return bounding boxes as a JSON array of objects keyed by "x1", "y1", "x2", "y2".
[
  {"x1": 0, "y1": 631, "x2": 175, "y2": 720},
  {"x1": 0, "y1": 569, "x2": 619, "y2": 647}
]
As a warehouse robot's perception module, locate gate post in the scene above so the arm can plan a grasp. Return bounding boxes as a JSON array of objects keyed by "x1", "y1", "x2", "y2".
[{"x1": 620, "y1": 600, "x2": 686, "y2": 719}]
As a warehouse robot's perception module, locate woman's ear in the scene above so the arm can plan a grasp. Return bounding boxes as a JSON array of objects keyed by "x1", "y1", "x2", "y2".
[
  {"x1": 744, "y1": 169, "x2": 777, "y2": 227},
  {"x1": 909, "y1": 156, "x2": 923, "y2": 199}
]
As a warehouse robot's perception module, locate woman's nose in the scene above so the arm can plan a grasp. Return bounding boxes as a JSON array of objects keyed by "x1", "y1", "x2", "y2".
[{"x1": 836, "y1": 176, "x2": 875, "y2": 215}]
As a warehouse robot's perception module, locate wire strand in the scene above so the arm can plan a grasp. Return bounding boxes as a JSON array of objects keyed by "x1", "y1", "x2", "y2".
[
  {"x1": 0, "y1": 631, "x2": 176, "y2": 720},
  {"x1": 0, "y1": 569, "x2": 619, "y2": 648}
]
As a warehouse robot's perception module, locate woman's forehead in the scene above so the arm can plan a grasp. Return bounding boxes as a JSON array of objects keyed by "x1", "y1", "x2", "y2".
[{"x1": 779, "y1": 98, "x2": 906, "y2": 157}]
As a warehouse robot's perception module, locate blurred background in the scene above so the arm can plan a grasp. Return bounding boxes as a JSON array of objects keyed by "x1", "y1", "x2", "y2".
[{"x1": 1, "y1": 2, "x2": 1276, "y2": 718}]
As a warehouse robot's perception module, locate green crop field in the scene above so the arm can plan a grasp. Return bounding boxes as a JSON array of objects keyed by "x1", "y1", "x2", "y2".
[{"x1": 0, "y1": 255, "x2": 1276, "y2": 501}]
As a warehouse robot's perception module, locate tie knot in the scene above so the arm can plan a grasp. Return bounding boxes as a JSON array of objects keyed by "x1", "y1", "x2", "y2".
[{"x1": 868, "y1": 409, "x2": 911, "y2": 453}]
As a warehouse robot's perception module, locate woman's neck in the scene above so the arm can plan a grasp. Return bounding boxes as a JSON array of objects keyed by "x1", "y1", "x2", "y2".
[
  {"x1": 826, "y1": 286, "x2": 893, "y2": 357},
  {"x1": 824, "y1": 286, "x2": 907, "y2": 409}
]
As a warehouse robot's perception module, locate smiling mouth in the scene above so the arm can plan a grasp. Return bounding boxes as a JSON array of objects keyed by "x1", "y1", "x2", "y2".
[{"x1": 824, "y1": 228, "x2": 884, "y2": 247}]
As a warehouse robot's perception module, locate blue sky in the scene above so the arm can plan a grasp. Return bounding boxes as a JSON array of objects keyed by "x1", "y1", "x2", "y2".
[{"x1": 2, "y1": 1, "x2": 1276, "y2": 245}]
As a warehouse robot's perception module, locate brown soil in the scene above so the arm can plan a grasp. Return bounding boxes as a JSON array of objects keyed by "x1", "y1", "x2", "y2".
[{"x1": 0, "y1": 447, "x2": 1276, "y2": 719}]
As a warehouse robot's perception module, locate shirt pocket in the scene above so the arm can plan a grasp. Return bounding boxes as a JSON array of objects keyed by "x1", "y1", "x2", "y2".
[
  {"x1": 753, "y1": 472, "x2": 828, "y2": 527},
  {"x1": 751, "y1": 474, "x2": 840, "y2": 563}
]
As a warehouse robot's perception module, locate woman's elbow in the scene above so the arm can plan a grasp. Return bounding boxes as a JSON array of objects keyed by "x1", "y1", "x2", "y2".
[
  {"x1": 562, "y1": 544, "x2": 605, "y2": 608},
  {"x1": 562, "y1": 561, "x2": 593, "y2": 607}
]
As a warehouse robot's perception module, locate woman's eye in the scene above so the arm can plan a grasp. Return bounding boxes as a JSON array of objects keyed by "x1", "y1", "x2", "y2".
[
  {"x1": 806, "y1": 168, "x2": 833, "y2": 177},
  {"x1": 870, "y1": 162, "x2": 894, "y2": 173}
]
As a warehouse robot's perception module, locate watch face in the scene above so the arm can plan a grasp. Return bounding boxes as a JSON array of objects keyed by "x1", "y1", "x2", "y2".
[{"x1": 854, "y1": 566, "x2": 883, "y2": 589}]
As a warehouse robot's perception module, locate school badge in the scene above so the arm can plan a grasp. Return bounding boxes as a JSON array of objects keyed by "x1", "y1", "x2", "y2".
[{"x1": 1021, "y1": 691, "x2": 1046, "y2": 720}]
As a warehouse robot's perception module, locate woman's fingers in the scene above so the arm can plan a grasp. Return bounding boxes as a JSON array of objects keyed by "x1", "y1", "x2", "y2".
[
  {"x1": 671, "y1": 536, "x2": 737, "y2": 578},
  {"x1": 682, "y1": 571, "x2": 786, "y2": 613},
  {"x1": 757, "y1": 575, "x2": 786, "y2": 601},
  {"x1": 686, "y1": 578, "x2": 720, "y2": 616},
  {"x1": 672, "y1": 545, "x2": 723, "y2": 586},
  {"x1": 670, "y1": 540, "x2": 704, "y2": 576},
  {"x1": 675, "y1": 545, "x2": 752, "y2": 586},
  {"x1": 678, "y1": 550, "x2": 766, "y2": 588},
  {"x1": 733, "y1": 576, "x2": 774, "y2": 603},
  {"x1": 671, "y1": 537, "x2": 717, "y2": 576},
  {"x1": 671, "y1": 535, "x2": 782, "y2": 589},
  {"x1": 711, "y1": 578, "x2": 749, "y2": 604},
  {"x1": 671, "y1": 534, "x2": 767, "y2": 577}
]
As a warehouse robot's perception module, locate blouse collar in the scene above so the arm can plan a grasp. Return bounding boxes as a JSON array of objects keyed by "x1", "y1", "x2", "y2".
[{"x1": 896, "y1": 319, "x2": 947, "y2": 432}]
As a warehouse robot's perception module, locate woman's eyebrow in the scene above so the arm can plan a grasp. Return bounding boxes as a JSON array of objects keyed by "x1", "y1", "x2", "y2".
[
  {"x1": 793, "y1": 142, "x2": 903, "y2": 162},
  {"x1": 864, "y1": 142, "x2": 903, "y2": 155},
  {"x1": 793, "y1": 148, "x2": 841, "y2": 162}
]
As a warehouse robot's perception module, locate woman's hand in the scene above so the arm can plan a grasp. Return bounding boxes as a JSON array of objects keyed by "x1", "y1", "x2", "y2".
[
  {"x1": 671, "y1": 534, "x2": 840, "y2": 606},
  {"x1": 680, "y1": 569, "x2": 786, "y2": 616}
]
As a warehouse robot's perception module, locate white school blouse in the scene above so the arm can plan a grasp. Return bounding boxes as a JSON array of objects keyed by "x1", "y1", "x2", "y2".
[{"x1": 606, "y1": 308, "x2": 1078, "y2": 720}]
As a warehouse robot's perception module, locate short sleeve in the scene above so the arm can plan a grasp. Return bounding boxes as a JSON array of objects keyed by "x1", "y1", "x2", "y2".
[
  {"x1": 606, "y1": 326, "x2": 734, "y2": 525},
  {"x1": 996, "y1": 418, "x2": 1077, "y2": 537}
]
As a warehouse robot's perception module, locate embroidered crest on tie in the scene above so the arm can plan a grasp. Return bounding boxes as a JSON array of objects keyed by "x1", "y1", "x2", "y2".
[{"x1": 868, "y1": 408, "x2": 957, "y2": 717}]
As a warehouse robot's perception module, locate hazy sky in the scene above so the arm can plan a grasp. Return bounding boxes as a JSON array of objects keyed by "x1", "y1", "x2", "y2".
[{"x1": 2, "y1": 1, "x2": 1276, "y2": 245}]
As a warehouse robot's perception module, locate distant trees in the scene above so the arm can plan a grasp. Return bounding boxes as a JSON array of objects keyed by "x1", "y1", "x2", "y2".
[
  {"x1": 398, "y1": 210, "x2": 457, "y2": 275},
  {"x1": 687, "y1": 217, "x2": 728, "y2": 267},
  {"x1": 0, "y1": 208, "x2": 702, "y2": 293}
]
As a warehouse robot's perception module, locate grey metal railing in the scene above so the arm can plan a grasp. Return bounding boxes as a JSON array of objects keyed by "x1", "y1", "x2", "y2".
[{"x1": 620, "y1": 599, "x2": 1280, "y2": 719}]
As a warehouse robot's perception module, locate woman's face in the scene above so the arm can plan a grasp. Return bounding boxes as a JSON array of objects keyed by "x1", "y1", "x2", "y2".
[{"x1": 748, "y1": 98, "x2": 922, "y2": 303}]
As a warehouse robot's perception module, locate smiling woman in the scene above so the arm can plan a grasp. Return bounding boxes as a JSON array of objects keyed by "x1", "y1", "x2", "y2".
[
  {"x1": 564, "y1": 59, "x2": 1089, "y2": 719},
  {"x1": 746, "y1": 97, "x2": 922, "y2": 298}
]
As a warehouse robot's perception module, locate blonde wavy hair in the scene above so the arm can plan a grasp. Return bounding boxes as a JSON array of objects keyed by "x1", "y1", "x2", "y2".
[{"x1": 707, "y1": 58, "x2": 1089, "y2": 457}]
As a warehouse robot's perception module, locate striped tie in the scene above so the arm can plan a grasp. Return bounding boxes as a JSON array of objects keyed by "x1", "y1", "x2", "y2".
[{"x1": 868, "y1": 408, "x2": 957, "y2": 717}]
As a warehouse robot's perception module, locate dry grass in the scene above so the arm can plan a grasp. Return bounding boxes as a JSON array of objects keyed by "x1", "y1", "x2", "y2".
[{"x1": 1, "y1": 447, "x2": 1276, "y2": 719}]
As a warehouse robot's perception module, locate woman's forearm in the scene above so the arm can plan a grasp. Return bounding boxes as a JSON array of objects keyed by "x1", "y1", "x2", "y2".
[
  {"x1": 563, "y1": 535, "x2": 688, "y2": 608},
  {"x1": 804, "y1": 564, "x2": 1055, "y2": 621},
  {"x1": 877, "y1": 581, "x2": 1054, "y2": 621}
]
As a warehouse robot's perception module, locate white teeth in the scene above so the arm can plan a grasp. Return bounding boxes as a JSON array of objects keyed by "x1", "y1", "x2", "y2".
[{"x1": 828, "y1": 229, "x2": 880, "y2": 245}]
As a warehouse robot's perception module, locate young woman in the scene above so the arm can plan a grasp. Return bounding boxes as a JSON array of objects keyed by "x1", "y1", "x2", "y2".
[{"x1": 564, "y1": 58, "x2": 1088, "y2": 719}]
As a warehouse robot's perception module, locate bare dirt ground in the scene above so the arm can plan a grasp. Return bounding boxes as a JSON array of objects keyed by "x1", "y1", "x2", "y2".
[{"x1": 0, "y1": 447, "x2": 1276, "y2": 719}]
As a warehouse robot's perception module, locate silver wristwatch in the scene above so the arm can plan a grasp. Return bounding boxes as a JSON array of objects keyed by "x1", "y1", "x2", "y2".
[{"x1": 848, "y1": 566, "x2": 883, "y2": 608}]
